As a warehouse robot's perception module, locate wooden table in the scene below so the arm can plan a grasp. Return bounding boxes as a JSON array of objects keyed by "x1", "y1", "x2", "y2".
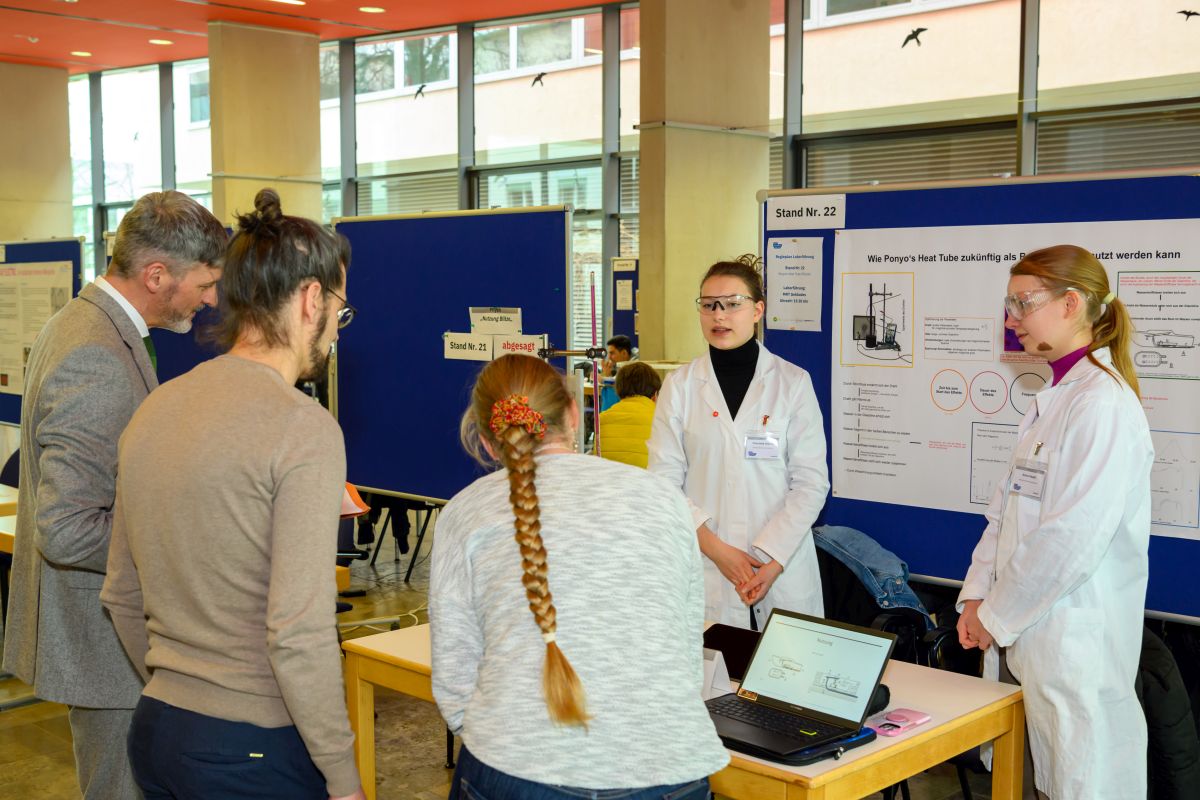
[
  {"x1": 0, "y1": 485, "x2": 17, "y2": 518},
  {"x1": 342, "y1": 624, "x2": 1024, "y2": 800}
]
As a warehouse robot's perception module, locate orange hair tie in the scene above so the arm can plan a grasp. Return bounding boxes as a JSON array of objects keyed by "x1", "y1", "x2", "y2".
[{"x1": 490, "y1": 394, "x2": 547, "y2": 440}]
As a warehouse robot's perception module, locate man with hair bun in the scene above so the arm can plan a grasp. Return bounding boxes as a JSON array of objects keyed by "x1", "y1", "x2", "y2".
[
  {"x1": 101, "y1": 189, "x2": 365, "y2": 800},
  {"x1": 3, "y1": 189, "x2": 225, "y2": 800}
]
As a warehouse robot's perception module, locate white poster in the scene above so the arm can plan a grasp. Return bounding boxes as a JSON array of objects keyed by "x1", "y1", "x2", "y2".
[
  {"x1": 469, "y1": 306, "x2": 522, "y2": 335},
  {"x1": 615, "y1": 279, "x2": 634, "y2": 311},
  {"x1": 444, "y1": 332, "x2": 494, "y2": 361},
  {"x1": 492, "y1": 333, "x2": 547, "y2": 358},
  {"x1": 0, "y1": 261, "x2": 74, "y2": 395},
  {"x1": 766, "y1": 237, "x2": 823, "y2": 332},
  {"x1": 766, "y1": 194, "x2": 847, "y2": 230},
  {"x1": 831, "y1": 219, "x2": 1200, "y2": 540}
]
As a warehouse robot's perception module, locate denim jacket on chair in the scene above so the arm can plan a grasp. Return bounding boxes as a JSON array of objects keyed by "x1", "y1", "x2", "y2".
[{"x1": 813, "y1": 525, "x2": 933, "y2": 630}]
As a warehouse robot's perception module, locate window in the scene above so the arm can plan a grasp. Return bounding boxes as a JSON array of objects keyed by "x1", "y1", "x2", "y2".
[
  {"x1": 320, "y1": 46, "x2": 340, "y2": 101},
  {"x1": 619, "y1": 154, "x2": 639, "y2": 258},
  {"x1": 827, "y1": 0, "x2": 909, "y2": 15},
  {"x1": 174, "y1": 61, "x2": 213, "y2": 201},
  {"x1": 356, "y1": 32, "x2": 458, "y2": 180},
  {"x1": 68, "y1": 75, "x2": 95, "y2": 280},
  {"x1": 188, "y1": 69, "x2": 209, "y2": 124},
  {"x1": 320, "y1": 43, "x2": 342, "y2": 207},
  {"x1": 102, "y1": 66, "x2": 162, "y2": 203},
  {"x1": 801, "y1": 0, "x2": 1018, "y2": 134},
  {"x1": 355, "y1": 42, "x2": 395, "y2": 94},
  {"x1": 516, "y1": 19, "x2": 572, "y2": 68},
  {"x1": 356, "y1": 171, "x2": 458, "y2": 216},
  {"x1": 619, "y1": 6, "x2": 641, "y2": 151},
  {"x1": 805, "y1": 125, "x2": 1017, "y2": 186},
  {"x1": 477, "y1": 163, "x2": 603, "y2": 350},
  {"x1": 1037, "y1": 107, "x2": 1200, "y2": 175},
  {"x1": 474, "y1": 27, "x2": 510, "y2": 75},
  {"x1": 1038, "y1": 3, "x2": 1200, "y2": 112},
  {"x1": 475, "y1": 13, "x2": 603, "y2": 166},
  {"x1": 403, "y1": 34, "x2": 450, "y2": 87}
]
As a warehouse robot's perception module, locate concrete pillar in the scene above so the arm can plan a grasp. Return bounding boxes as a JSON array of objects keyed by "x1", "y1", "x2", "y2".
[
  {"x1": 208, "y1": 22, "x2": 322, "y2": 223},
  {"x1": 0, "y1": 64, "x2": 72, "y2": 241},
  {"x1": 639, "y1": 0, "x2": 770, "y2": 361}
]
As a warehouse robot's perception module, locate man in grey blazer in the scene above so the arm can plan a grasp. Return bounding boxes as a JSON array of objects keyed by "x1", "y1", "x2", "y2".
[{"x1": 2, "y1": 190, "x2": 226, "y2": 800}]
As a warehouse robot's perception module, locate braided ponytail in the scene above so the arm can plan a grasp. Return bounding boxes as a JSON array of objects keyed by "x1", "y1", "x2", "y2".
[{"x1": 460, "y1": 355, "x2": 590, "y2": 726}]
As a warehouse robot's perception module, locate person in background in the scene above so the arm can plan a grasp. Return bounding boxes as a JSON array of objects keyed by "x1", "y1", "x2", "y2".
[
  {"x1": 431, "y1": 354, "x2": 727, "y2": 800},
  {"x1": 3, "y1": 190, "x2": 225, "y2": 800},
  {"x1": 648, "y1": 254, "x2": 829, "y2": 630},
  {"x1": 600, "y1": 334, "x2": 634, "y2": 378},
  {"x1": 957, "y1": 245, "x2": 1153, "y2": 800},
  {"x1": 598, "y1": 361, "x2": 662, "y2": 469},
  {"x1": 101, "y1": 189, "x2": 364, "y2": 800}
]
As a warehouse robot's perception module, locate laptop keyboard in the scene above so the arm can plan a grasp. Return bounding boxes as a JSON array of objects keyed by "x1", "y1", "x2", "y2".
[{"x1": 708, "y1": 694, "x2": 841, "y2": 739}]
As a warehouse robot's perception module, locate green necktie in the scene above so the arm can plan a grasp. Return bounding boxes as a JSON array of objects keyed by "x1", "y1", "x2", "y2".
[{"x1": 142, "y1": 335, "x2": 157, "y2": 372}]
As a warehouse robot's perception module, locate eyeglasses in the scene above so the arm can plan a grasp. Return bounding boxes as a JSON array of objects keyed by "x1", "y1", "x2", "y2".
[
  {"x1": 1002, "y1": 286, "x2": 1078, "y2": 322},
  {"x1": 696, "y1": 294, "x2": 756, "y2": 315},
  {"x1": 326, "y1": 288, "x2": 357, "y2": 329}
]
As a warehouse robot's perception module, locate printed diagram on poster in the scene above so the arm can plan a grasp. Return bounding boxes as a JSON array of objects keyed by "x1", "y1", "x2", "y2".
[
  {"x1": 838, "y1": 271, "x2": 914, "y2": 365},
  {"x1": 766, "y1": 237, "x2": 823, "y2": 332},
  {"x1": 830, "y1": 219, "x2": 1200, "y2": 540},
  {"x1": 0, "y1": 260, "x2": 74, "y2": 395},
  {"x1": 1118, "y1": 272, "x2": 1200, "y2": 381}
]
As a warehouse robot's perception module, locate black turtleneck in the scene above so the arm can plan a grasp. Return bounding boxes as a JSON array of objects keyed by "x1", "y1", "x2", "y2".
[{"x1": 710, "y1": 338, "x2": 759, "y2": 421}]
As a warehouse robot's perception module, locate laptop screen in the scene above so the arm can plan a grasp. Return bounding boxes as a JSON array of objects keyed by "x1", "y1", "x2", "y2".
[{"x1": 739, "y1": 611, "x2": 893, "y2": 725}]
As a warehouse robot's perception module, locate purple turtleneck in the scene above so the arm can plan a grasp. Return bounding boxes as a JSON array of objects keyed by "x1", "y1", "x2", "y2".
[{"x1": 1050, "y1": 345, "x2": 1090, "y2": 386}]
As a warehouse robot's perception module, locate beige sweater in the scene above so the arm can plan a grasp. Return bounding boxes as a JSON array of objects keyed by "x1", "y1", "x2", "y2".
[{"x1": 101, "y1": 355, "x2": 358, "y2": 797}]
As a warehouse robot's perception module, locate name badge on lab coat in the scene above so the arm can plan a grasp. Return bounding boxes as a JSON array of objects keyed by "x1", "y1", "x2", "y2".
[
  {"x1": 1010, "y1": 461, "x2": 1046, "y2": 500},
  {"x1": 744, "y1": 432, "x2": 781, "y2": 460}
]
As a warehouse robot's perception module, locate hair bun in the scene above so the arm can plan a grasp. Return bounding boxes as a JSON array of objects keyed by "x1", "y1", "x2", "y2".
[{"x1": 254, "y1": 188, "x2": 283, "y2": 222}]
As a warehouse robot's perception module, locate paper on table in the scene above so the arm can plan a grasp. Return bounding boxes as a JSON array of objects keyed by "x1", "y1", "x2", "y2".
[{"x1": 703, "y1": 647, "x2": 733, "y2": 700}]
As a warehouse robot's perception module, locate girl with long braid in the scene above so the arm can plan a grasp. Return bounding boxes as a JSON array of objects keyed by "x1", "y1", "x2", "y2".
[
  {"x1": 430, "y1": 354, "x2": 728, "y2": 800},
  {"x1": 957, "y1": 245, "x2": 1154, "y2": 799}
]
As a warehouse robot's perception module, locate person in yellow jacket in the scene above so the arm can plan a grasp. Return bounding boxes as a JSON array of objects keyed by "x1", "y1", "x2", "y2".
[{"x1": 598, "y1": 361, "x2": 662, "y2": 468}]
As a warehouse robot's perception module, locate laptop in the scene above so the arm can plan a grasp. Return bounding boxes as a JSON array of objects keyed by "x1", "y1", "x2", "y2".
[{"x1": 706, "y1": 609, "x2": 896, "y2": 762}]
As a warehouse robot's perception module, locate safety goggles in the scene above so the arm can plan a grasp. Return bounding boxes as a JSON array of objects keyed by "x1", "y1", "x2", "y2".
[
  {"x1": 696, "y1": 294, "x2": 756, "y2": 315},
  {"x1": 1002, "y1": 286, "x2": 1077, "y2": 322}
]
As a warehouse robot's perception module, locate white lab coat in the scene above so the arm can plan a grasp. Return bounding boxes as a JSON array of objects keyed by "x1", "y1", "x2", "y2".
[
  {"x1": 959, "y1": 348, "x2": 1153, "y2": 800},
  {"x1": 648, "y1": 344, "x2": 830, "y2": 628}
]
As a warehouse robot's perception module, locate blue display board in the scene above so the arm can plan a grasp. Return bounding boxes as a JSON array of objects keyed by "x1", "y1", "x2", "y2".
[
  {"x1": 334, "y1": 207, "x2": 571, "y2": 503},
  {"x1": 149, "y1": 307, "x2": 222, "y2": 384},
  {"x1": 611, "y1": 258, "x2": 639, "y2": 352},
  {"x1": 0, "y1": 238, "x2": 84, "y2": 425},
  {"x1": 762, "y1": 173, "x2": 1200, "y2": 619}
]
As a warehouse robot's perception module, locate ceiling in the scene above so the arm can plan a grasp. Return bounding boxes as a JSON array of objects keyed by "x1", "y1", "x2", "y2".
[{"x1": 0, "y1": 0, "x2": 610, "y2": 75}]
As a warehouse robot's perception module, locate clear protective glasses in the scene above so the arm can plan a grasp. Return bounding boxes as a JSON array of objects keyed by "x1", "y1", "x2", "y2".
[
  {"x1": 1002, "y1": 286, "x2": 1078, "y2": 322},
  {"x1": 326, "y1": 288, "x2": 357, "y2": 329},
  {"x1": 696, "y1": 294, "x2": 756, "y2": 315}
]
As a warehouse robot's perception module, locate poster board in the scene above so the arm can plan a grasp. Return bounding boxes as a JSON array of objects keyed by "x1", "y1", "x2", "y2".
[
  {"x1": 761, "y1": 171, "x2": 1200, "y2": 619},
  {"x1": 333, "y1": 207, "x2": 571, "y2": 503},
  {"x1": 0, "y1": 238, "x2": 84, "y2": 424}
]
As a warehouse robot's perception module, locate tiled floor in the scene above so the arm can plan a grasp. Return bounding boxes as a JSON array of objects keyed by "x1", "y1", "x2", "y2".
[{"x1": 0, "y1": 517, "x2": 994, "y2": 800}]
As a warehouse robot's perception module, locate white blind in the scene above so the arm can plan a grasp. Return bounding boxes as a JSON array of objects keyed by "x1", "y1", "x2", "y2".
[
  {"x1": 1037, "y1": 107, "x2": 1200, "y2": 174},
  {"x1": 806, "y1": 127, "x2": 1017, "y2": 187},
  {"x1": 356, "y1": 170, "x2": 458, "y2": 216},
  {"x1": 770, "y1": 137, "x2": 784, "y2": 189}
]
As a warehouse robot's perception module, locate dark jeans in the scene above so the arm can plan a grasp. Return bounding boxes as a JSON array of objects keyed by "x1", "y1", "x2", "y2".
[
  {"x1": 451, "y1": 746, "x2": 711, "y2": 800},
  {"x1": 128, "y1": 696, "x2": 325, "y2": 800}
]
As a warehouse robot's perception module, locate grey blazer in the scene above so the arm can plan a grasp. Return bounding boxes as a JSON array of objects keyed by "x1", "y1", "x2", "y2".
[{"x1": 2, "y1": 282, "x2": 158, "y2": 708}]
